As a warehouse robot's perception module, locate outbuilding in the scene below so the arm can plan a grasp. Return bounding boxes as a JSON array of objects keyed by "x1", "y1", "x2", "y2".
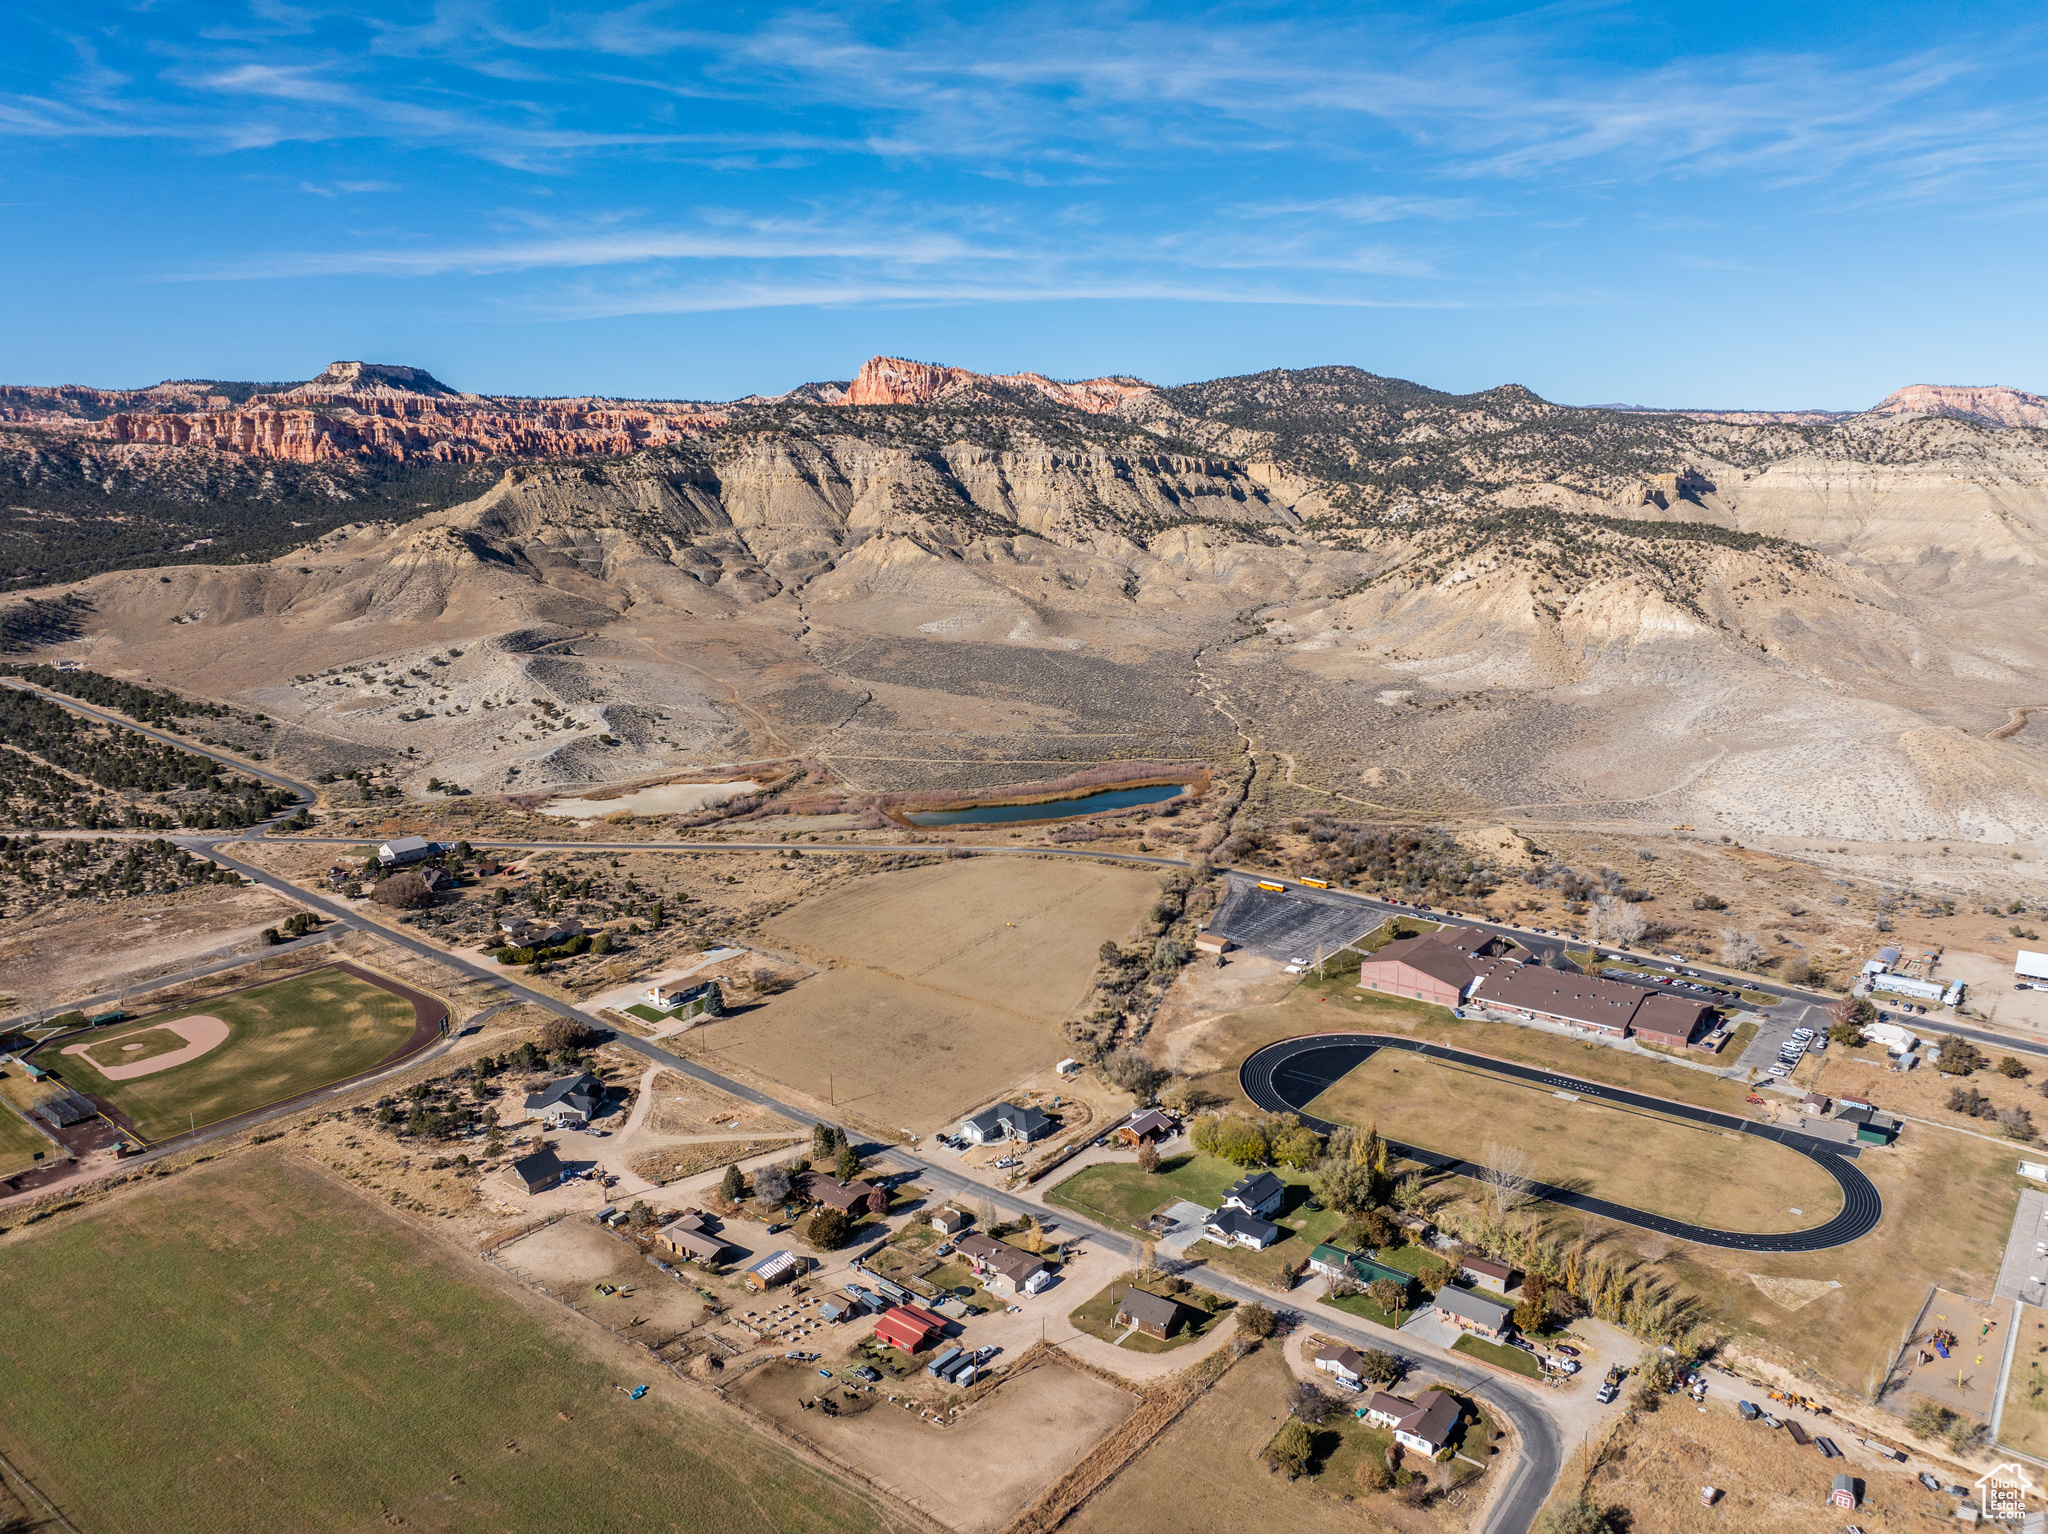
[
  {"x1": 504, "y1": 1142, "x2": 565, "y2": 1194},
  {"x1": 1118, "y1": 1109, "x2": 1176, "y2": 1145},
  {"x1": 1829, "y1": 1474, "x2": 1859, "y2": 1510},
  {"x1": 655, "y1": 1227, "x2": 731, "y2": 1265},
  {"x1": 1459, "y1": 1256, "x2": 1516, "y2": 1295},
  {"x1": 873, "y1": 1304, "x2": 945, "y2": 1353},
  {"x1": 930, "y1": 1206, "x2": 970, "y2": 1236},
  {"x1": 742, "y1": 1250, "x2": 802, "y2": 1293}
]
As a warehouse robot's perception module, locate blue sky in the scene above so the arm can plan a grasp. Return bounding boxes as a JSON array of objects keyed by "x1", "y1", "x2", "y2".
[{"x1": 5, "y1": 1, "x2": 2045, "y2": 406}]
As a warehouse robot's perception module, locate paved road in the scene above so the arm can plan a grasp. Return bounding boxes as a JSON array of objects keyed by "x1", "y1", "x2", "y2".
[{"x1": 1241, "y1": 1033, "x2": 1884, "y2": 1252}]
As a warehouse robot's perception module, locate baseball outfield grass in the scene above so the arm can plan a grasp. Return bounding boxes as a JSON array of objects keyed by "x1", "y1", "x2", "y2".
[
  {"x1": 0, "y1": 1099, "x2": 53, "y2": 1177},
  {"x1": 0, "y1": 1155, "x2": 901, "y2": 1534},
  {"x1": 45, "y1": 968, "x2": 420, "y2": 1141}
]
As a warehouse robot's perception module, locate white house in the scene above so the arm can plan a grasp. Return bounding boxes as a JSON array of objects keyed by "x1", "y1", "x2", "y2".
[
  {"x1": 1364, "y1": 1389, "x2": 1460, "y2": 1455},
  {"x1": 1204, "y1": 1207, "x2": 1283, "y2": 1251},
  {"x1": 959, "y1": 1102, "x2": 1053, "y2": 1145},
  {"x1": 378, "y1": 835, "x2": 436, "y2": 867},
  {"x1": 1222, "y1": 1170, "x2": 1286, "y2": 1218}
]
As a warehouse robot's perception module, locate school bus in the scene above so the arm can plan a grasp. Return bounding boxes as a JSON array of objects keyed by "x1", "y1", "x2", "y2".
[
  {"x1": 1299, "y1": 877, "x2": 1330, "y2": 889},
  {"x1": 1256, "y1": 880, "x2": 1287, "y2": 892}
]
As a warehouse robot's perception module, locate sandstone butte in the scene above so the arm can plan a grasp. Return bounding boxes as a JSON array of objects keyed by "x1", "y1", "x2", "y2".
[{"x1": 1, "y1": 355, "x2": 2041, "y2": 464}]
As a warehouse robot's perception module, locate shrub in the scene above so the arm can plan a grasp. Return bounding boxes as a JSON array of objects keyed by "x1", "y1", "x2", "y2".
[
  {"x1": 2002, "y1": 1057, "x2": 2032, "y2": 1079},
  {"x1": 1938, "y1": 1036, "x2": 1989, "y2": 1076},
  {"x1": 1536, "y1": 1501, "x2": 1615, "y2": 1534},
  {"x1": 1266, "y1": 1418, "x2": 1313, "y2": 1477},
  {"x1": 372, "y1": 870, "x2": 435, "y2": 909},
  {"x1": 1288, "y1": 1380, "x2": 1338, "y2": 1423},
  {"x1": 1101, "y1": 1049, "x2": 1165, "y2": 1100},
  {"x1": 539, "y1": 1017, "x2": 595, "y2": 1053},
  {"x1": 805, "y1": 1207, "x2": 850, "y2": 1250},
  {"x1": 754, "y1": 1163, "x2": 791, "y2": 1203},
  {"x1": 1236, "y1": 1301, "x2": 1277, "y2": 1339},
  {"x1": 1357, "y1": 1348, "x2": 1402, "y2": 1383}
]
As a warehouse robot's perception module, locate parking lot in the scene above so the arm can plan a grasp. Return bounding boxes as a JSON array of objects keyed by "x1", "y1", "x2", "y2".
[{"x1": 1207, "y1": 876, "x2": 1384, "y2": 961}]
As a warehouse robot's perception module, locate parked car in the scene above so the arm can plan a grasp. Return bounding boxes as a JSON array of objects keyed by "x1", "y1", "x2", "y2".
[
  {"x1": 1768, "y1": 1065, "x2": 1791, "y2": 1077},
  {"x1": 854, "y1": 1366, "x2": 880, "y2": 1382},
  {"x1": 1554, "y1": 1344, "x2": 1581, "y2": 1357},
  {"x1": 1596, "y1": 1382, "x2": 1619, "y2": 1404}
]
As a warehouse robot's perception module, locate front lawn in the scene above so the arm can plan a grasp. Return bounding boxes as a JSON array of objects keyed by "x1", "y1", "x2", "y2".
[
  {"x1": 1322, "y1": 1289, "x2": 1417, "y2": 1331},
  {"x1": 1047, "y1": 1152, "x2": 1249, "y2": 1229},
  {"x1": 1068, "y1": 1273, "x2": 1230, "y2": 1355},
  {"x1": 1452, "y1": 1335, "x2": 1542, "y2": 1378},
  {"x1": 624, "y1": 1003, "x2": 669, "y2": 1023}
]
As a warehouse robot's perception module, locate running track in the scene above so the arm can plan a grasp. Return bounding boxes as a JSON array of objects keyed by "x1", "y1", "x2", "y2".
[{"x1": 1240, "y1": 1033, "x2": 1883, "y2": 1252}]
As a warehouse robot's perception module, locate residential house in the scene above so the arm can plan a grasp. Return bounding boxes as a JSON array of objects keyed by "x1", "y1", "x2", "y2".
[
  {"x1": 1308, "y1": 1245, "x2": 1413, "y2": 1295},
  {"x1": 499, "y1": 915, "x2": 587, "y2": 950},
  {"x1": 1113, "y1": 1287, "x2": 1185, "y2": 1340},
  {"x1": 795, "y1": 1170, "x2": 887, "y2": 1217},
  {"x1": 645, "y1": 979, "x2": 723, "y2": 1019},
  {"x1": 1117, "y1": 1108, "x2": 1176, "y2": 1145},
  {"x1": 378, "y1": 835, "x2": 436, "y2": 867},
  {"x1": 1205, "y1": 1207, "x2": 1284, "y2": 1251},
  {"x1": 1223, "y1": 1170, "x2": 1287, "y2": 1218},
  {"x1": 955, "y1": 1233, "x2": 1051, "y2": 1296},
  {"x1": 654, "y1": 1227, "x2": 731, "y2": 1265},
  {"x1": 524, "y1": 1071, "x2": 604, "y2": 1127},
  {"x1": 1312, "y1": 1343, "x2": 1369, "y2": 1390},
  {"x1": 1459, "y1": 1256, "x2": 1516, "y2": 1295},
  {"x1": 873, "y1": 1303, "x2": 945, "y2": 1353},
  {"x1": 930, "y1": 1207, "x2": 970, "y2": 1236},
  {"x1": 1433, "y1": 1285, "x2": 1515, "y2": 1340},
  {"x1": 742, "y1": 1250, "x2": 802, "y2": 1293},
  {"x1": 958, "y1": 1101, "x2": 1054, "y2": 1145},
  {"x1": 504, "y1": 1142, "x2": 565, "y2": 1194},
  {"x1": 1364, "y1": 1389, "x2": 1461, "y2": 1456}
]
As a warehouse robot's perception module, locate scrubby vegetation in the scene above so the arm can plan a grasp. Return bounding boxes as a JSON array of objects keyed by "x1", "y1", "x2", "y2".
[{"x1": 0, "y1": 835, "x2": 243, "y2": 916}]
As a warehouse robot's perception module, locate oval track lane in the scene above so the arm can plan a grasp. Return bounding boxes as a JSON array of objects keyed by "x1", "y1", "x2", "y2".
[{"x1": 1241, "y1": 1033, "x2": 1882, "y2": 1252}]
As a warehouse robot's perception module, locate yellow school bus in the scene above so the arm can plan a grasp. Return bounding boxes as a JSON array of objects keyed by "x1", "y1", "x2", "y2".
[
  {"x1": 1256, "y1": 880, "x2": 1287, "y2": 892},
  {"x1": 1299, "y1": 877, "x2": 1330, "y2": 889}
]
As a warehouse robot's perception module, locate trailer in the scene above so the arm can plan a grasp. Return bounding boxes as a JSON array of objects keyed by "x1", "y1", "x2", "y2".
[
  {"x1": 1785, "y1": 1420, "x2": 1811, "y2": 1447},
  {"x1": 925, "y1": 1346, "x2": 964, "y2": 1379}
]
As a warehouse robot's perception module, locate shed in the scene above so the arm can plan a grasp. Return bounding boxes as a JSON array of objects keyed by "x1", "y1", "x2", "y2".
[
  {"x1": 504, "y1": 1142, "x2": 565, "y2": 1194},
  {"x1": 930, "y1": 1207, "x2": 970, "y2": 1236},
  {"x1": 1459, "y1": 1255, "x2": 1516, "y2": 1295},
  {"x1": 1803, "y1": 1091, "x2": 1831, "y2": 1115},
  {"x1": 816, "y1": 1291, "x2": 861, "y2": 1322},
  {"x1": 655, "y1": 1227, "x2": 731, "y2": 1265},
  {"x1": 742, "y1": 1250, "x2": 801, "y2": 1292},
  {"x1": 1830, "y1": 1474, "x2": 1858, "y2": 1509}
]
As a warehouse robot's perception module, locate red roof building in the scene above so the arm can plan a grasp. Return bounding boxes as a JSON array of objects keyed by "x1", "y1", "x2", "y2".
[
  {"x1": 1630, "y1": 991, "x2": 1711, "y2": 1048},
  {"x1": 872, "y1": 1304, "x2": 945, "y2": 1354},
  {"x1": 1356, "y1": 929, "x2": 1520, "y2": 1006}
]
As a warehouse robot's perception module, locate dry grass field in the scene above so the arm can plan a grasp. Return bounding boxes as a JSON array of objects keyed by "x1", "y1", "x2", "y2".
[
  {"x1": 691, "y1": 857, "x2": 1161, "y2": 1133},
  {"x1": 1062, "y1": 1344, "x2": 1449, "y2": 1534},
  {"x1": 47, "y1": 967, "x2": 420, "y2": 1141},
  {"x1": 765, "y1": 857, "x2": 1162, "y2": 1022},
  {"x1": 1307, "y1": 1049, "x2": 1844, "y2": 1233},
  {"x1": 1544, "y1": 1406, "x2": 1959, "y2": 1534},
  {"x1": 0, "y1": 1155, "x2": 906, "y2": 1534},
  {"x1": 731, "y1": 1355, "x2": 1137, "y2": 1533},
  {"x1": 1998, "y1": 1305, "x2": 2048, "y2": 1459},
  {"x1": 643, "y1": 1067, "x2": 801, "y2": 1137}
]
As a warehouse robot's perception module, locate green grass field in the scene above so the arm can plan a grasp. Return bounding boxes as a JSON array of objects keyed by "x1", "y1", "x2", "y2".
[
  {"x1": 46, "y1": 968, "x2": 421, "y2": 1140},
  {"x1": 0, "y1": 1098, "x2": 54, "y2": 1176},
  {"x1": 1047, "y1": 1152, "x2": 1315, "y2": 1231},
  {"x1": 625, "y1": 1003, "x2": 669, "y2": 1023},
  {"x1": 0, "y1": 1156, "x2": 901, "y2": 1534},
  {"x1": 1452, "y1": 1335, "x2": 1542, "y2": 1378}
]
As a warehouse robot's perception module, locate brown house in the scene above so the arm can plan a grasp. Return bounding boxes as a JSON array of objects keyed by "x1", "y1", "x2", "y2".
[
  {"x1": 796, "y1": 1170, "x2": 887, "y2": 1217},
  {"x1": 1114, "y1": 1287, "x2": 1185, "y2": 1340},
  {"x1": 956, "y1": 1233, "x2": 1051, "y2": 1296},
  {"x1": 656, "y1": 1227, "x2": 731, "y2": 1265},
  {"x1": 1117, "y1": 1109, "x2": 1175, "y2": 1145}
]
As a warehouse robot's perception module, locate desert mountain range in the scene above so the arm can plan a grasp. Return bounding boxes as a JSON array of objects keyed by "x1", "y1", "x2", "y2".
[{"x1": 1, "y1": 355, "x2": 2044, "y2": 854}]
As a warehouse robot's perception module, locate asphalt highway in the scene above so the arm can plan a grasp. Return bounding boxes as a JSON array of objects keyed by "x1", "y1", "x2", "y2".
[{"x1": 1241, "y1": 1032, "x2": 1885, "y2": 1252}]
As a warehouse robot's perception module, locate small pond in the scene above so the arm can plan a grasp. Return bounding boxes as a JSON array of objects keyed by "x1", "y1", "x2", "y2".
[{"x1": 903, "y1": 782, "x2": 1188, "y2": 826}]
